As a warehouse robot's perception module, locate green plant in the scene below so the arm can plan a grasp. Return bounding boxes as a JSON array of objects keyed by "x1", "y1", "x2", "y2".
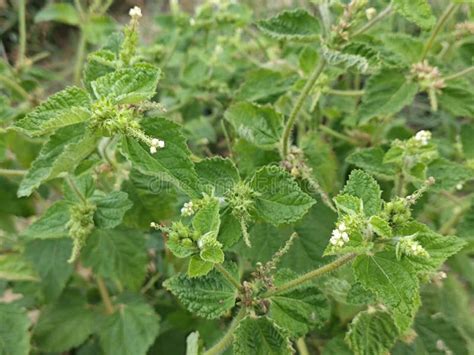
[{"x1": 1, "y1": 1, "x2": 474, "y2": 354}]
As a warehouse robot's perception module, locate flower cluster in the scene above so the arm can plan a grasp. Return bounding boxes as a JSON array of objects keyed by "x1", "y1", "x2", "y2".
[
  {"x1": 180, "y1": 201, "x2": 195, "y2": 217},
  {"x1": 455, "y1": 21, "x2": 474, "y2": 37},
  {"x1": 149, "y1": 138, "x2": 165, "y2": 154},
  {"x1": 414, "y1": 130, "x2": 432, "y2": 146},
  {"x1": 410, "y1": 60, "x2": 445, "y2": 90},
  {"x1": 396, "y1": 237, "x2": 430, "y2": 260},
  {"x1": 129, "y1": 6, "x2": 142, "y2": 19},
  {"x1": 330, "y1": 222, "x2": 350, "y2": 247}
]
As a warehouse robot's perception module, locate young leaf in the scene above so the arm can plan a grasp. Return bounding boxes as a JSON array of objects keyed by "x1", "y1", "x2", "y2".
[
  {"x1": 353, "y1": 251, "x2": 420, "y2": 331},
  {"x1": 33, "y1": 292, "x2": 95, "y2": 352},
  {"x1": 195, "y1": 157, "x2": 240, "y2": 196},
  {"x1": 187, "y1": 256, "x2": 214, "y2": 278},
  {"x1": 234, "y1": 316, "x2": 293, "y2": 355},
  {"x1": 81, "y1": 229, "x2": 147, "y2": 290},
  {"x1": 0, "y1": 303, "x2": 30, "y2": 355},
  {"x1": 343, "y1": 170, "x2": 382, "y2": 217},
  {"x1": 91, "y1": 63, "x2": 161, "y2": 104},
  {"x1": 346, "y1": 309, "x2": 399, "y2": 355},
  {"x1": 186, "y1": 332, "x2": 200, "y2": 355},
  {"x1": 163, "y1": 263, "x2": 239, "y2": 319},
  {"x1": 14, "y1": 86, "x2": 91, "y2": 137},
  {"x1": 91, "y1": 191, "x2": 133, "y2": 229},
  {"x1": 357, "y1": 69, "x2": 418, "y2": 124},
  {"x1": 193, "y1": 198, "x2": 220, "y2": 235},
  {"x1": 98, "y1": 298, "x2": 160, "y2": 355},
  {"x1": 121, "y1": 117, "x2": 201, "y2": 198},
  {"x1": 369, "y1": 215, "x2": 392, "y2": 238},
  {"x1": 225, "y1": 102, "x2": 283, "y2": 149},
  {"x1": 257, "y1": 9, "x2": 321, "y2": 42},
  {"x1": 250, "y1": 165, "x2": 315, "y2": 225},
  {"x1": 333, "y1": 194, "x2": 363, "y2": 215},
  {"x1": 392, "y1": 0, "x2": 435, "y2": 30},
  {"x1": 346, "y1": 148, "x2": 397, "y2": 177},
  {"x1": 21, "y1": 201, "x2": 70, "y2": 239}
]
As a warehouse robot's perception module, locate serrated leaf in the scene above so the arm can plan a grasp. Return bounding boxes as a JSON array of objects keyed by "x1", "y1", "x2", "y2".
[
  {"x1": 343, "y1": 170, "x2": 382, "y2": 217},
  {"x1": 353, "y1": 251, "x2": 420, "y2": 331},
  {"x1": 91, "y1": 191, "x2": 133, "y2": 229},
  {"x1": 439, "y1": 82, "x2": 474, "y2": 118},
  {"x1": 357, "y1": 69, "x2": 418, "y2": 124},
  {"x1": 346, "y1": 309, "x2": 399, "y2": 355},
  {"x1": 321, "y1": 45, "x2": 369, "y2": 73},
  {"x1": 346, "y1": 147, "x2": 397, "y2": 177},
  {"x1": 187, "y1": 256, "x2": 214, "y2": 278},
  {"x1": 0, "y1": 303, "x2": 30, "y2": 355},
  {"x1": 18, "y1": 123, "x2": 91, "y2": 197},
  {"x1": 0, "y1": 254, "x2": 38, "y2": 281},
  {"x1": 121, "y1": 118, "x2": 201, "y2": 198},
  {"x1": 393, "y1": 0, "x2": 435, "y2": 29},
  {"x1": 233, "y1": 316, "x2": 293, "y2": 355},
  {"x1": 35, "y1": 3, "x2": 80, "y2": 25},
  {"x1": 382, "y1": 33, "x2": 423, "y2": 65},
  {"x1": 257, "y1": 9, "x2": 320, "y2": 42},
  {"x1": 14, "y1": 86, "x2": 91, "y2": 137},
  {"x1": 427, "y1": 158, "x2": 474, "y2": 191},
  {"x1": 218, "y1": 209, "x2": 242, "y2": 248},
  {"x1": 250, "y1": 165, "x2": 315, "y2": 225},
  {"x1": 91, "y1": 63, "x2": 160, "y2": 104},
  {"x1": 21, "y1": 201, "x2": 70, "y2": 239},
  {"x1": 269, "y1": 271, "x2": 330, "y2": 337},
  {"x1": 369, "y1": 215, "x2": 392, "y2": 238},
  {"x1": 81, "y1": 229, "x2": 147, "y2": 290},
  {"x1": 33, "y1": 291, "x2": 95, "y2": 352},
  {"x1": 25, "y1": 238, "x2": 74, "y2": 300},
  {"x1": 200, "y1": 244, "x2": 224, "y2": 264},
  {"x1": 83, "y1": 50, "x2": 117, "y2": 93},
  {"x1": 98, "y1": 298, "x2": 160, "y2": 355},
  {"x1": 193, "y1": 198, "x2": 220, "y2": 235},
  {"x1": 333, "y1": 194, "x2": 363, "y2": 215},
  {"x1": 163, "y1": 263, "x2": 238, "y2": 319},
  {"x1": 225, "y1": 102, "x2": 283, "y2": 149},
  {"x1": 195, "y1": 157, "x2": 240, "y2": 196}
]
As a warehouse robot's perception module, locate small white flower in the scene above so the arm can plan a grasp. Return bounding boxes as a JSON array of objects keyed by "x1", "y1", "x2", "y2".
[
  {"x1": 149, "y1": 146, "x2": 157, "y2": 154},
  {"x1": 366, "y1": 7, "x2": 377, "y2": 20},
  {"x1": 438, "y1": 271, "x2": 447, "y2": 279},
  {"x1": 180, "y1": 201, "x2": 195, "y2": 217},
  {"x1": 330, "y1": 225, "x2": 350, "y2": 248},
  {"x1": 197, "y1": 239, "x2": 204, "y2": 249},
  {"x1": 338, "y1": 222, "x2": 347, "y2": 232},
  {"x1": 129, "y1": 6, "x2": 142, "y2": 19},
  {"x1": 456, "y1": 183, "x2": 463, "y2": 190},
  {"x1": 341, "y1": 232, "x2": 349, "y2": 243},
  {"x1": 150, "y1": 222, "x2": 158, "y2": 229},
  {"x1": 189, "y1": 18, "x2": 196, "y2": 26},
  {"x1": 414, "y1": 130, "x2": 431, "y2": 146},
  {"x1": 149, "y1": 138, "x2": 165, "y2": 154}
]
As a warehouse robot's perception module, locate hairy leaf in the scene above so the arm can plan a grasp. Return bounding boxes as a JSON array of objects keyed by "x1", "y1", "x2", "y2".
[
  {"x1": 343, "y1": 170, "x2": 382, "y2": 217},
  {"x1": 91, "y1": 191, "x2": 133, "y2": 229},
  {"x1": 21, "y1": 201, "x2": 70, "y2": 239},
  {"x1": 0, "y1": 303, "x2": 30, "y2": 355},
  {"x1": 393, "y1": 0, "x2": 435, "y2": 29},
  {"x1": 195, "y1": 157, "x2": 240, "y2": 196}
]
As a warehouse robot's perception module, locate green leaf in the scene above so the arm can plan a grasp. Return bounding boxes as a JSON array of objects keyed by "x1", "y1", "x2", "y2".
[
  {"x1": 439, "y1": 82, "x2": 474, "y2": 118},
  {"x1": 225, "y1": 102, "x2": 283, "y2": 149},
  {"x1": 269, "y1": 271, "x2": 330, "y2": 337},
  {"x1": 33, "y1": 292, "x2": 95, "y2": 352},
  {"x1": 187, "y1": 256, "x2": 214, "y2": 278},
  {"x1": 382, "y1": 33, "x2": 424, "y2": 65},
  {"x1": 393, "y1": 0, "x2": 435, "y2": 29},
  {"x1": 193, "y1": 198, "x2": 220, "y2": 235},
  {"x1": 346, "y1": 148, "x2": 397, "y2": 177},
  {"x1": 0, "y1": 254, "x2": 38, "y2": 281},
  {"x1": 321, "y1": 45, "x2": 369, "y2": 73},
  {"x1": 218, "y1": 209, "x2": 242, "y2": 248},
  {"x1": 83, "y1": 50, "x2": 117, "y2": 93},
  {"x1": 346, "y1": 309, "x2": 399, "y2": 355},
  {"x1": 333, "y1": 194, "x2": 363, "y2": 215},
  {"x1": 357, "y1": 69, "x2": 418, "y2": 124},
  {"x1": 0, "y1": 303, "x2": 30, "y2": 355},
  {"x1": 200, "y1": 243, "x2": 224, "y2": 264},
  {"x1": 369, "y1": 215, "x2": 392, "y2": 238},
  {"x1": 81, "y1": 229, "x2": 147, "y2": 290},
  {"x1": 91, "y1": 191, "x2": 133, "y2": 229},
  {"x1": 195, "y1": 157, "x2": 240, "y2": 196},
  {"x1": 14, "y1": 86, "x2": 90, "y2": 137},
  {"x1": 98, "y1": 298, "x2": 160, "y2": 355},
  {"x1": 186, "y1": 332, "x2": 200, "y2": 355},
  {"x1": 427, "y1": 158, "x2": 474, "y2": 191},
  {"x1": 91, "y1": 63, "x2": 161, "y2": 104},
  {"x1": 21, "y1": 201, "x2": 70, "y2": 239},
  {"x1": 18, "y1": 123, "x2": 93, "y2": 197},
  {"x1": 353, "y1": 251, "x2": 420, "y2": 331},
  {"x1": 35, "y1": 3, "x2": 80, "y2": 25},
  {"x1": 461, "y1": 125, "x2": 474, "y2": 159},
  {"x1": 250, "y1": 165, "x2": 315, "y2": 225},
  {"x1": 24, "y1": 238, "x2": 73, "y2": 300},
  {"x1": 163, "y1": 263, "x2": 238, "y2": 319},
  {"x1": 121, "y1": 118, "x2": 201, "y2": 198},
  {"x1": 343, "y1": 170, "x2": 382, "y2": 217},
  {"x1": 257, "y1": 9, "x2": 321, "y2": 42},
  {"x1": 233, "y1": 316, "x2": 293, "y2": 355}
]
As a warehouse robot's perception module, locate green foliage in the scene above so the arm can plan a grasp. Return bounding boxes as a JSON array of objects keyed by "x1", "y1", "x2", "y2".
[{"x1": 0, "y1": 303, "x2": 30, "y2": 355}]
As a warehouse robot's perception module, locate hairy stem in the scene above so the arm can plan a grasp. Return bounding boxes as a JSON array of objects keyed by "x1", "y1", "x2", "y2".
[
  {"x1": 281, "y1": 59, "x2": 326, "y2": 158},
  {"x1": 66, "y1": 175, "x2": 87, "y2": 204},
  {"x1": 214, "y1": 263, "x2": 241, "y2": 290},
  {"x1": 444, "y1": 66, "x2": 474, "y2": 81},
  {"x1": 74, "y1": 30, "x2": 87, "y2": 85},
  {"x1": 96, "y1": 276, "x2": 115, "y2": 314},
  {"x1": 351, "y1": 4, "x2": 393, "y2": 37},
  {"x1": 0, "y1": 74, "x2": 30, "y2": 100},
  {"x1": 261, "y1": 253, "x2": 356, "y2": 298},
  {"x1": 0, "y1": 168, "x2": 27, "y2": 177},
  {"x1": 326, "y1": 89, "x2": 364, "y2": 97},
  {"x1": 319, "y1": 125, "x2": 358, "y2": 145},
  {"x1": 296, "y1": 337, "x2": 310, "y2": 355},
  {"x1": 17, "y1": 0, "x2": 27, "y2": 67},
  {"x1": 204, "y1": 307, "x2": 247, "y2": 355},
  {"x1": 421, "y1": 3, "x2": 460, "y2": 60}
]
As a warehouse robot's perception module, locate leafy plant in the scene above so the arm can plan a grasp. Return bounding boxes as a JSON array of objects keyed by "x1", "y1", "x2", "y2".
[{"x1": 1, "y1": 1, "x2": 474, "y2": 354}]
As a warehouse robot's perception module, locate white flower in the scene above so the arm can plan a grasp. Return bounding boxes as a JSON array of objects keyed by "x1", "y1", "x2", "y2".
[
  {"x1": 150, "y1": 222, "x2": 158, "y2": 229},
  {"x1": 366, "y1": 7, "x2": 376, "y2": 20},
  {"x1": 414, "y1": 130, "x2": 431, "y2": 146},
  {"x1": 338, "y1": 222, "x2": 347, "y2": 232},
  {"x1": 149, "y1": 138, "x2": 165, "y2": 154},
  {"x1": 456, "y1": 183, "x2": 463, "y2": 190},
  {"x1": 150, "y1": 146, "x2": 157, "y2": 154},
  {"x1": 330, "y1": 225, "x2": 350, "y2": 248},
  {"x1": 180, "y1": 201, "x2": 195, "y2": 217},
  {"x1": 189, "y1": 18, "x2": 196, "y2": 26},
  {"x1": 129, "y1": 6, "x2": 142, "y2": 19}
]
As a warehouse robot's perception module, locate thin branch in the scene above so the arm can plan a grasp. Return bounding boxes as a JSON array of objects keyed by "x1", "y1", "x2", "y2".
[
  {"x1": 17, "y1": 0, "x2": 27, "y2": 67},
  {"x1": 351, "y1": 4, "x2": 393, "y2": 37},
  {"x1": 214, "y1": 263, "x2": 241, "y2": 290},
  {"x1": 96, "y1": 276, "x2": 115, "y2": 315},
  {"x1": 65, "y1": 175, "x2": 87, "y2": 204},
  {"x1": 444, "y1": 66, "x2": 474, "y2": 81},
  {"x1": 326, "y1": 89, "x2": 364, "y2": 97},
  {"x1": 0, "y1": 168, "x2": 27, "y2": 177}
]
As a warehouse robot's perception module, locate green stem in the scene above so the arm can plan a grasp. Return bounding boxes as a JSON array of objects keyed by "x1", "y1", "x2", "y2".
[
  {"x1": 444, "y1": 66, "x2": 474, "y2": 81},
  {"x1": 352, "y1": 4, "x2": 393, "y2": 37},
  {"x1": 394, "y1": 171, "x2": 405, "y2": 198},
  {"x1": 0, "y1": 168, "x2": 27, "y2": 177},
  {"x1": 96, "y1": 276, "x2": 114, "y2": 314},
  {"x1": 326, "y1": 89, "x2": 364, "y2": 97},
  {"x1": 296, "y1": 337, "x2": 310, "y2": 355},
  {"x1": 74, "y1": 30, "x2": 87, "y2": 85},
  {"x1": 261, "y1": 253, "x2": 356, "y2": 298},
  {"x1": 214, "y1": 263, "x2": 241, "y2": 290},
  {"x1": 0, "y1": 74, "x2": 30, "y2": 100},
  {"x1": 319, "y1": 125, "x2": 358, "y2": 145},
  {"x1": 66, "y1": 175, "x2": 87, "y2": 204},
  {"x1": 439, "y1": 205, "x2": 469, "y2": 235},
  {"x1": 17, "y1": 0, "x2": 27, "y2": 67},
  {"x1": 281, "y1": 59, "x2": 326, "y2": 158},
  {"x1": 421, "y1": 3, "x2": 460, "y2": 60},
  {"x1": 204, "y1": 307, "x2": 247, "y2": 355}
]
